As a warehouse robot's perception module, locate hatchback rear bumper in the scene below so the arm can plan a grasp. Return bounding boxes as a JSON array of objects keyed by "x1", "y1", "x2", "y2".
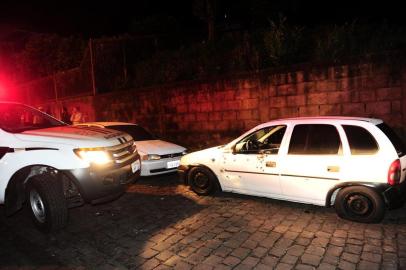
[{"x1": 383, "y1": 180, "x2": 406, "y2": 209}]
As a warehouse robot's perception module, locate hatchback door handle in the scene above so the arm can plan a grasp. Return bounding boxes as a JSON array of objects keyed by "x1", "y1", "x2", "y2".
[
  {"x1": 266, "y1": 161, "x2": 277, "y2": 168},
  {"x1": 327, "y1": 166, "x2": 340, "y2": 172}
]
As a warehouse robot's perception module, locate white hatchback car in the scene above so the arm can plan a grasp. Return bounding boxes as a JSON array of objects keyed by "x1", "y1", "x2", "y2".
[
  {"x1": 77, "y1": 122, "x2": 187, "y2": 176},
  {"x1": 178, "y1": 117, "x2": 406, "y2": 223}
]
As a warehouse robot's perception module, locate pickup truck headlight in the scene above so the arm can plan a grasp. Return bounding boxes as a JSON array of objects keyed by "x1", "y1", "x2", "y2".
[{"x1": 74, "y1": 148, "x2": 112, "y2": 165}]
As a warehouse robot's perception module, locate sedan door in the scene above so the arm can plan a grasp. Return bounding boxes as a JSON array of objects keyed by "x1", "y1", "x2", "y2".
[{"x1": 221, "y1": 125, "x2": 287, "y2": 197}]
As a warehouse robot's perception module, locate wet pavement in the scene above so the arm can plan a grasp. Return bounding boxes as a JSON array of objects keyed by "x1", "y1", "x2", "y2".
[{"x1": 1, "y1": 173, "x2": 406, "y2": 269}]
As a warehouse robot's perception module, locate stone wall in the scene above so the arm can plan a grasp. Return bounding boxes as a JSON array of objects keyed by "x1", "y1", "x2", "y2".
[{"x1": 39, "y1": 62, "x2": 406, "y2": 150}]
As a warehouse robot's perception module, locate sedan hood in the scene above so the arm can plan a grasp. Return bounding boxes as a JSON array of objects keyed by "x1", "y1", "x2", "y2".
[
  {"x1": 135, "y1": 140, "x2": 186, "y2": 155},
  {"x1": 15, "y1": 126, "x2": 131, "y2": 148}
]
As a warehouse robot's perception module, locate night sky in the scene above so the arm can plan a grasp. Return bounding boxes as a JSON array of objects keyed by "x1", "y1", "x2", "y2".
[{"x1": 0, "y1": 0, "x2": 405, "y2": 37}]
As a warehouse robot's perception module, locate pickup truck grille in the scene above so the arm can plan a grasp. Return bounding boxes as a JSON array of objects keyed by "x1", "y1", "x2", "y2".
[{"x1": 107, "y1": 140, "x2": 137, "y2": 164}]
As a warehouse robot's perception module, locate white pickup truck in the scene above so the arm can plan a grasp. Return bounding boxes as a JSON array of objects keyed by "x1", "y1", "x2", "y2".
[{"x1": 0, "y1": 102, "x2": 141, "y2": 232}]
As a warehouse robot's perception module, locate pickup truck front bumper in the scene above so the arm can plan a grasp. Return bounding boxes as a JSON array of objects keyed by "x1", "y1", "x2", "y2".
[{"x1": 63, "y1": 154, "x2": 141, "y2": 204}]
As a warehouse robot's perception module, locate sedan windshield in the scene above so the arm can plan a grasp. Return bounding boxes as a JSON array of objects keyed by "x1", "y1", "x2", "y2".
[
  {"x1": 0, "y1": 103, "x2": 66, "y2": 133},
  {"x1": 106, "y1": 125, "x2": 155, "y2": 141}
]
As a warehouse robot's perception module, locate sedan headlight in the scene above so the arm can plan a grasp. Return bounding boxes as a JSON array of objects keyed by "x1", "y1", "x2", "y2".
[
  {"x1": 142, "y1": 154, "x2": 161, "y2": 161},
  {"x1": 148, "y1": 154, "x2": 161, "y2": 160},
  {"x1": 74, "y1": 148, "x2": 112, "y2": 165}
]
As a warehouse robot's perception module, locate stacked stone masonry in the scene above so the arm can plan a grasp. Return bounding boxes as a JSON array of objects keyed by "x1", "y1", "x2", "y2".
[{"x1": 38, "y1": 63, "x2": 406, "y2": 150}]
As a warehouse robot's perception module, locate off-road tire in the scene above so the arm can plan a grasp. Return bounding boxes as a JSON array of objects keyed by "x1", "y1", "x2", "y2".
[
  {"x1": 188, "y1": 166, "x2": 219, "y2": 196},
  {"x1": 334, "y1": 186, "x2": 385, "y2": 223},
  {"x1": 26, "y1": 174, "x2": 68, "y2": 232}
]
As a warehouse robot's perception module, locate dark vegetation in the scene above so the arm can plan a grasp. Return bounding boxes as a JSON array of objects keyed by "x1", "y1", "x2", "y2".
[{"x1": 1, "y1": 0, "x2": 406, "y2": 92}]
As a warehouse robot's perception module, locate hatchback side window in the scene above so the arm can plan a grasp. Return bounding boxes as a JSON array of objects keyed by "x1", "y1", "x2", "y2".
[
  {"x1": 343, "y1": 125, "x2": 378, "y2": 155},
  {"x1": 234, "y1": 125, "x2": 287, "y2": 154},
  {"x1": 289, "y1": 124, "x2": 341, "y2": 155}
]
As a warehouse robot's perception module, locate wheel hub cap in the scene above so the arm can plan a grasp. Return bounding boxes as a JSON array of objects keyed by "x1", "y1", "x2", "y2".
[
  {"x1": 29, "y1": 190, "x2": 46, "y2": 223},
  {"x1": 194, "y1": 172, "x2": 209, "y2": 188},
  {"x1": 347, "y1": 195, "x2": 370, "y2": 215}
]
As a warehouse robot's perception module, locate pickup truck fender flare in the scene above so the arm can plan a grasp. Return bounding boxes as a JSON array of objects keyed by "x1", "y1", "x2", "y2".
[
  {"x1": 4, "y1": 165, "x2": 82, "y2": 216},
  {"x1": 325, "y1": 181, "x2": 388, "y2": 207}
]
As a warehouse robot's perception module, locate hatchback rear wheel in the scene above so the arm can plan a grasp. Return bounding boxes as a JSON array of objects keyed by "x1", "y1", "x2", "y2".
[{"x1": 334, "y1": 186, "x2": 385, "y2": 223}]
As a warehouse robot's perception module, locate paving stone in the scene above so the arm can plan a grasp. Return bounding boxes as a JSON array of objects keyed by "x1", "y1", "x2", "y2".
[
  {"x1": 361, "y1": 252, "x2": 382, "y2": 263},
  {"x1": 255, "y1": 263, "x2": 274, "y2": 270},
  {"x1": 231, "y1": 247, "x2": 250, "y2": 259},
  {"x1": 284, "y1": 231, "x2": 300, "y2": 240},
  {"x1": 251, "y1": 246, "x2": 268, "y2": 258},
  {"x1": 156, "y1": 250, "x2": 175, "y2": 262},
  {"x1": 275, "y1": 262, "x2": 295, "y2": 270},
  {"x1": 305, "y1": 245, "x2": 325, "y2": 256},
  {"x1": 344, "y1": 244, "x2": 362, "y2": 255},
  {"x1": 140, "y1": 258, "x2": 160, "y2": 269},
  {"x1": 193, "y1": 264, "x2": 214, "y2": 270},
  {"x1": 337, "y1": 259, "x2": 356, "y2": 270},
  {"x1": 213, "y1": 264, "x2": 232, "y2": 270},
  {"x1": 329, "y1": 237, "x2": 345, "y2": 247},
  {"x1": 270, "y1": 247, "x2": 287, "y2": 257},
  {"x1": 322, "y1": 255, "x2": 339, "y2": 265},
  {"x1": 203, "y1": 255, "x2": 223, "y2": 266},
  {"x1": 213, "y1": 246, "x2": 233, "y2": 258},
  {"x1": 380, "y1": 262, "x2": 398, "y2": 270},
  {"x1": 139, "y1": 248, "x2": 159, "y2": 259},
  {"x1": 295, "y1": 264, "x2": 316, "y2": 270},
  {"x1": 240, "y1": 256, "x2": 260, "y2": 267},
  {"x1": 295, "y1": 237, "x2": 312, "y2": 246},
  {"x1": 364, "y1": 244, "x2": 382, "y2": 254},
  {"x1": 222, "y1": 256, "x2": 241, "y2": 267},
  {"x1": 287, "y1": 245, "x2": 306, "y2": 257},
  {"x1": 261, "y1": 255, "x2": 279, "y2": 267},
  {"x1": 301, "y1": 254, "x2": 321, "y2": 266},
  {"x1": 341, "y1": 252, "x2": 360, "y2": 263},
  {"x1": 358, "y1": 260, "x2": 381, "y2": 270},
  {"x1": 281, "y1": 254, "x2": 299, "y2": 265},
  {"x1": 325, "y1": 245, "x2": 343, "y2": 257},
  {"x1": 317, "y1": 262, "x2": 335, "y2": 270}
]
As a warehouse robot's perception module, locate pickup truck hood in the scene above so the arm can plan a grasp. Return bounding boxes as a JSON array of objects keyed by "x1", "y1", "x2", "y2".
[
  {"x1": 136, "y1": 140, "x2": 186, "y2": 155},
  {"x1": 15, "y1": 126, "x2": 132, "y2": 148}
]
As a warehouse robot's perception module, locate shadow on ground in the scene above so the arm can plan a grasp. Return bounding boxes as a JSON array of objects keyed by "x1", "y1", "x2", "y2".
[{"x1": 0, "y1": 174, "x2": 206, "y2": 269}]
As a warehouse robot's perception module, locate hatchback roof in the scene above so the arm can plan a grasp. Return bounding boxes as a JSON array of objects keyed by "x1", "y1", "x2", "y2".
[{"x1": 263, "y1": 116, "x2": 383, "y2": 126}]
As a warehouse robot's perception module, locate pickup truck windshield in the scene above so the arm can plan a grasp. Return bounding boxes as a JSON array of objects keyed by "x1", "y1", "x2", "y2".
[{"x1": 0, "y1": 103, "x2": 66, "y2": 133}]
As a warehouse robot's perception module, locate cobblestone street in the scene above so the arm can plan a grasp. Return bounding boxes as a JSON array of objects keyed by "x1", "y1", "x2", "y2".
[{"x1": 1, "y1": 173, "x2": 406, "y2": 270}]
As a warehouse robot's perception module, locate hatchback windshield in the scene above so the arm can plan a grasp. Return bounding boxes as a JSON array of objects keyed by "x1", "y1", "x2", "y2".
[
  {"x1": 0, "y1": 103, "x2": 65, "y2": 133},
  {"x1": 106, "y1": 125, "x2": 155, "y2": 141}
]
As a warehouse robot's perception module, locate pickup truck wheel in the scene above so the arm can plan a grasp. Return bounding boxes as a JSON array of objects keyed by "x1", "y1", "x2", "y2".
[
  {"x1": 188, "y1": 166, "x2": 218, "y2": 196},
  {"x1": 334, "y1": 186, "x2": 385, "y2": 223},
  {"x1": 27, "y1": 174, "x2": 68, "y2": 232}
]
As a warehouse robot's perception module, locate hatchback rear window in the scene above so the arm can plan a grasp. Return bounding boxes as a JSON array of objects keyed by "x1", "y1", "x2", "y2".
[
  {"x1": 377, "y1": 123, "x2": 406, "y2": 157},
  {"x1": 343, "y1": 125, "x2": 378, "y2": 155}
]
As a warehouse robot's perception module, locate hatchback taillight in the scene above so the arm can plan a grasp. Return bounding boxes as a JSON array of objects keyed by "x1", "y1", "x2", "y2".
[{"x1": 388, "y1": 159, "x2": 401, "y2": 186}]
